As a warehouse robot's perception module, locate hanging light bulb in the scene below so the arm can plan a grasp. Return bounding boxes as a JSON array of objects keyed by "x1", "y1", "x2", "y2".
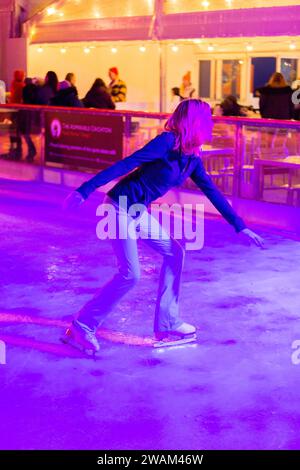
[
  {"x1": 139, "y1": 45, "x2": 146, "y2": 52},
  {"x1": 202, "y1": 1, "x2": 210, "y2": 8},
  {"x1": 111, "y1": 47, "x2": 118, "y2": 54},
  {"x1": 37, "y1": 46, "x2": 43, "y2": 53},
  {"x1": 289, "y1": 41, "x2": 296, "y2": 50},
  {"x1": 171, "y1": 45, "x2": 179, "y2": 52},
  {"x1": 246, "y1": 43, "x2": 253, "y2": 51},
  {"x1": 46, "y1": 7, "x2": 56, "y2": 16},
  {"x1": 29, "y1": 26, "x2": 36, "y2": 39},
  {"x1": 84, "y1": 47, "x2": 91, "y2": 54},
  {"x1": 60, "y1": 47, "x2": 66, "y2": 54},
  {"x1": 225, "y1": 0, "x2": 233, "y2": 7},
  {"x1": 208, "y1": 44, "x2": 214, "y2": 52}
]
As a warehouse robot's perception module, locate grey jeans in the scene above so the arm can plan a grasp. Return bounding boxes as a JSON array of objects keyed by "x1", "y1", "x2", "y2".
[{"x1": 76, "y1": 194, "x2": 185, "y2": 333}]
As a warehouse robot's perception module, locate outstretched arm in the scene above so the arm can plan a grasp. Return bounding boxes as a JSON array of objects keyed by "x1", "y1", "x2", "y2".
[
  {"x1": 77, "y1": 131, "x2": 174, "y2": 199},
  {"x1": 190, "y1": 159, "x2": 246, "y2": 232},
  {"x1": 190, "y1": 159, "x2": 264, "y2": 247},
  {"x1": 63, "y1": 132, "x2": 174, "y2": 211}
]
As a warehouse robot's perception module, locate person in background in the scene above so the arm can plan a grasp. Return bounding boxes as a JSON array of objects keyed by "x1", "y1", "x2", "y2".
[
  {"x1": 50, "y1": 80, "x2": 83, "y2": 108},
  {"x1": 259, "y1": 72, "x2": 294, "y2": 120},
  {"x1": 108, "y1": 67, "x2": 127, "y2": 103},
  {"x1": 10, "y1": 70, "x2": 25, "y2": 104},
  {"x1": 23, "y1": 77, "x2": 39, "y2": 105},
  {"x1": 291, "y1": 77, "x2": 300, "y2": 91},
  {"x1": 21, "y1": 77, "x2": 40, "y2": 162},
  {"x1": 83, "y1": 78, "x2": 115, "y2": 109},
  {"x1": 180, "y1": 71, "x2": 195, "y2": 100},
  {"x1": 291, "y1": 78, "x2": 300, "y2": 120},
  {"x1": 0, "y1": 79, "x2": 6, "y2": 104},
  {"x1": 36, "y1": 71, "x2": 58, "y2": 105},
  {"x1": 65, "y1": 73, "x2": 76, "y2": 87},
  {"x1": 169, "y1": 87, "x2": 182, "y2": 113},
  {"x1": 214, "y1": 95, "x2": 248, "y2": 117},
  {"x1": 7, "y1": 70, "x2": 25, "y2": 160}
]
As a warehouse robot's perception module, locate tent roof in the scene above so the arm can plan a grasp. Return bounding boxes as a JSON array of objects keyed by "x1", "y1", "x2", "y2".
[
  {"x1": 26, "y1": 0, "x2": 300, "y2": 43},
  {"x1": 28, "y1": 0, "x2": 300, "y2": 23}
]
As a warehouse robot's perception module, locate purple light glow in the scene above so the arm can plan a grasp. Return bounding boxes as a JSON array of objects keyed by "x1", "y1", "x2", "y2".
[{"x1": 1, "y1": 179, "x2": 300, "y2": 451}]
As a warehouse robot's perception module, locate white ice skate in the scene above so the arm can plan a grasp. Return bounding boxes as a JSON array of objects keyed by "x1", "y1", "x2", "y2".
[
  {"x1": 153, "y1": 322, "x2": 197, "y2": 348},
  {"x1": 61, "y1": 321, "x2": 100, "y2": 356}
]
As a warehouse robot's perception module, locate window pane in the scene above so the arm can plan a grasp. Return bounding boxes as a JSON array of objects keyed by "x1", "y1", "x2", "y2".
[
  {"x1": 222, "y1": 60, "x2": 241, "y2": 99},
  {"x1": 281, "y1": 58, "x2": 298, "y2": 86},
  {"x1": 199, "y1": 60, "x2": 211, "y2": 98},
  {"x1": 251, "y1": 57, "x2": 276, "y2": 92}
]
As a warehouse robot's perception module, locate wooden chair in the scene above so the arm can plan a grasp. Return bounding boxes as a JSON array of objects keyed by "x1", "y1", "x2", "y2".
[{"x1": 256, "y1": 129, "x2": 290, "y2": 190}]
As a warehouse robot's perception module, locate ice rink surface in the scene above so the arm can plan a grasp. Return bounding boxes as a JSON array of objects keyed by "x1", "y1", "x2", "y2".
[{"x1": 0, "y1": 179, "x2": 300, "y2": 450}]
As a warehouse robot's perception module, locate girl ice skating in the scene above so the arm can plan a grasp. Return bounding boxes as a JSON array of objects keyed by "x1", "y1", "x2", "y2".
[{"x1": 62, "y1": 99, "x2": 264, "y2": 353}]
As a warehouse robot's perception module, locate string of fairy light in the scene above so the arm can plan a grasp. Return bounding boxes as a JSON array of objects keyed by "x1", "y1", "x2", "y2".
[
  {"x1": 35, "y1": 44, "x2": 150, "y2": 54},
  {"x1": 31, "y1": 0, "x2": 298, "y2": 54},
  {"x1": 34, "y1": 39, "x2": 298, "y2": 55}
]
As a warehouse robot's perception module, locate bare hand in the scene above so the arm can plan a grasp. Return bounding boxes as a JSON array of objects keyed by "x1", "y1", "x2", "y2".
[
  {"x1": 62, "y1": 191, "x2": 85, "y2": 211},
  {"x1": 240, "y1": 228, "x2": 265, "y2": 249}
]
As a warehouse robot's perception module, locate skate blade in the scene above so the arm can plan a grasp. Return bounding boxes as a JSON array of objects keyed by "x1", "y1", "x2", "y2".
[
  {"x1": 60, "y1": 335, "x2": 97, "y2": 358},
  {"x1": 153, "y1": 334, "x2": 197, "y2": 349}
]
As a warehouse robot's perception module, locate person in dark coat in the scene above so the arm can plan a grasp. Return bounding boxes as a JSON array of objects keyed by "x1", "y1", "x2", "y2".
[
  {"x1": 258, "y1": 73, "x2": 294, "y2": 120},
  {"x1": 82, "y1": 78, "x2": 115, "y2": 109},
  {"x1": 20, "y1": 77, "x2": 40, "y2": 161},
  {"x1": 23, "y1": 77, "x2": 39, "y2": 105},
  {"x1": 50, "y1": 80, "x2": 83, "y2": 107},
  {"x1": 219, "y1": 95, "x2": 248, "y2": 117},
  {"x1": 36, "y1": 71, "x2": 58, "y2": 105}
]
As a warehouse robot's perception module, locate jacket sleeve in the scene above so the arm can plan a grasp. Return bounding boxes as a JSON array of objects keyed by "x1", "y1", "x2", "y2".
[
  {"x1": 190, "y1": 159, "x2": 246, "y2": 233},
  {"x1": 117, "y1": 81, "x2": 127, "y2": 102},
  {"x1": 289, "y1": 89, "x2": 295, "y2": 118},
  {"x1": 105, "y1": 92, "x2": 116, "y2": 110},
  {"x1": 259, "y1": 94, "x2": 267, "y2": 118},
  {"x1": 77, "y1": 132, "x2": 174, "y2": 199}
]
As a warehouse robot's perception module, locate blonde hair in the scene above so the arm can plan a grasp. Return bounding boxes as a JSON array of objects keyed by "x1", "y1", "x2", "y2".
[
  {"x1": 165, "y1": 99, "x2": 212, "y2": 155},
  {"x1": 268, "y1": 72, "x2": 288, "y2": 88}
]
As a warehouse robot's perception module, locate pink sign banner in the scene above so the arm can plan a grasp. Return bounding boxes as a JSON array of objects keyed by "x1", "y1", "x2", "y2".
[{"x1": 45, "y1": 111, "x2": 123, "y2": 169}]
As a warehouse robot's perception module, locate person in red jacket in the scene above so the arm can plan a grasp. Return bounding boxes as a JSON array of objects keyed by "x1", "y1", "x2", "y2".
[
  {"x1": 7, "y1": 70, "x2": 25, "y2": 160},
  {"x1": 10, "y1": 70, "x2": 25, "y2": 104}
]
